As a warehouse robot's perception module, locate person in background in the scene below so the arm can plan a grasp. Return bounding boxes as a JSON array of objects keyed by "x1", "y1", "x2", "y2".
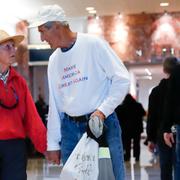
[
  {"x1": 35, "y1": 94, "x2": 48, "y2": 127},
  {"x1": 116, "y1": 94, "x2": 146, "y2": 162},
  {"x1": 162, "y1": 57, "x2": 180, "y2": 180},
  {"x1": 147, "y1": 56, "x2": 179, "y2": 180},
  {"x1": 0, "y1": 29, "x2": 47, "y2": 180},
  {"x1": 30, "y1": 4, "x2": 130, "y2": 180}
]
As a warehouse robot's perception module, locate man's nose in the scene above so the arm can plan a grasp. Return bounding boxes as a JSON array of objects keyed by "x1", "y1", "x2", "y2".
[{"x1": 40, "y1": 34, "x2": 45, "y2": 42}]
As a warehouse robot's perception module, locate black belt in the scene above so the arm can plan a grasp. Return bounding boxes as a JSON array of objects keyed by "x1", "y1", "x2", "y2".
[{"x1": 64, "y1": 113, "x2": 91, "y2": 122}]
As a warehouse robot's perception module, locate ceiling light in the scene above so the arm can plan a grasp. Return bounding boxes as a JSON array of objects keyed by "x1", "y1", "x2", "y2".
[
  {"x1": 88, "y1": 10, "x2": 97, "y2": 14},
  {"x1": 117, "y1": 12, "x2": 123, "y2": 19},
  {"x1": 136, "y1": 75, "x2": 152, "y2": 80},
  {"x1": 94, "y1": 14, "x2": 99, "y2": 20},
  {"x1": 162, "y1": 48, "x2": 167, "y2": 52},
  {"x1": 86, "y1": 7, "x2": 94, "y2": 11},
  {"x1": 145, "y1": 68, "x2": 152, "y2": 76},
  {"x1": 160, "y1": 2, "x2": 169, "y2": 7}
]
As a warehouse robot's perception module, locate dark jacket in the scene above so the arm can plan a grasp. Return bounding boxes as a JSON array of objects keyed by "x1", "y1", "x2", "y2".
[
  {"x1": 146, "y1": 78, "x2": 169, "y2": 143},
  {"x1": 116, "y1": 94, "x2": 145, "y2": 136},
  {"x1": 163, "y1": 65, "x2": 180, "y2": 132},
  {"x1": 35, "y1": 99, "x2": 48, "y2": 126}
]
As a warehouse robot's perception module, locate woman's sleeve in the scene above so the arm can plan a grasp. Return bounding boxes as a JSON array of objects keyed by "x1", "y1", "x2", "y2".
[
  {"x1": 23, "y1": 80, "x2": 47, "y2": 153},
  {"x1": 146, "y1": 88, "x2": 159, "y2": 142}
]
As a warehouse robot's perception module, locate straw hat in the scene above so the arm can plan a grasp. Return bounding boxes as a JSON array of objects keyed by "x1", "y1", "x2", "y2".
[
  {"x1": 29, "y1": 4, "x2": 67, "y2": 28},
  {"x1": 0, "y1": 30, "x2": 24, "y2": 46}
]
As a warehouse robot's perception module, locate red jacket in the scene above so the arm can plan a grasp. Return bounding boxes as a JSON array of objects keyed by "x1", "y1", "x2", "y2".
[{"x1": 0, "y1": 67, "x2": 47, "y2": 153}]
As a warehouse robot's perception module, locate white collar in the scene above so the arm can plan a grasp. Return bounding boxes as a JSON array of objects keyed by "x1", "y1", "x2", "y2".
[{"x1": 0, "y1": 69, "x2": 10, "y2": 84}]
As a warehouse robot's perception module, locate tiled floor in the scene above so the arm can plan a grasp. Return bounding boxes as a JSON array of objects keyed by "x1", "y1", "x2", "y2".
[{"x1": 27, "y1": 141, "x2": 160, "y2": 180}]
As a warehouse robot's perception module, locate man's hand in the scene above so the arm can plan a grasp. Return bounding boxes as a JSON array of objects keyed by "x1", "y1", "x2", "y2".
[
  {"x1": 86, "y1": 110, "x2": 106, "y2": 139},
  {"x1": 91, "y1": 110, "x2": 105, "y2": 121},
  {"x1": 45, "y1": 150, "x2": 61, "y2": 165},
  {"x1": 163, "y1": 132, "x2": 175, "y2": 147},
  {"x1": 88, "y1": 115, "x2": 104, "y2": 138},
  {"x1": 147, "y1": 141, "x2": 156, "y2": 153}
]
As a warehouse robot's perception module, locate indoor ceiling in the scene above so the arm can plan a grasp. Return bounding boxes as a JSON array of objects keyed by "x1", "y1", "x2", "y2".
[
  {"x1": 1, "y1": 0, "x2": 178, "y2": 78},
  {"x1": 0, "y1": 0, "x2": 180, "y2": 21},
  {"x1": 44, "y1": 0, "x2": 180, "y2": 17}
]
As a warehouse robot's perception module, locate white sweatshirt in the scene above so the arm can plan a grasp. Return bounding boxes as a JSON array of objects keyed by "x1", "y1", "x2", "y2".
[{"x1": 47, "y1": 33, "x2": 130, "y2": 150}]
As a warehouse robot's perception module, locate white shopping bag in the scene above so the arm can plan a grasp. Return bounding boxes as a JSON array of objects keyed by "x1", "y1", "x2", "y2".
[{"x1": 60, "y1": 133, "x2": 99, "y2": 180}]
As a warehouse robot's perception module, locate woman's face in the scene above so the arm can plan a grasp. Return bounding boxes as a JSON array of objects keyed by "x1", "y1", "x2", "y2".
[{"x1": 0, "y1": 40, "x2": 16, "y2": 68}]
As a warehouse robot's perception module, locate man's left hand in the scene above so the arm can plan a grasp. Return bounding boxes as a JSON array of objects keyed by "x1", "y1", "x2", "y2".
[{"x1": 91, "y1": 110, "x2": 105, "y2": 121}]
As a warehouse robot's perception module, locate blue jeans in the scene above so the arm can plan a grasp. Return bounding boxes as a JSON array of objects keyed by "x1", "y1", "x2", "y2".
[
  {"x1": 158, "y1": 138, "x2": 175, "y2": 180},
  {"x1": 60, "y1": 112, "x2": 125, "y2": 180},
  {"x1": 175, "y1": 125, "x2": 180, "y2": 180}
]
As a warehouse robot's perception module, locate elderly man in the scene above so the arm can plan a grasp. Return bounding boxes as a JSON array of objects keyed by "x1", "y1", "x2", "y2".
[{"x1": 30, "y1": 4, "x2": 129, "y2": 180}]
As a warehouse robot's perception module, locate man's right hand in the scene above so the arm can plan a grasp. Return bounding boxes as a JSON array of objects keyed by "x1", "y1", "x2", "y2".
[
  {"x1": 163, "y1": 132, "x2": 175, "y2": 148},
  {"x1": 46, "y1": 150, "x2": 61, "y2": 165},
  {"x1": 147, "y1": 141, "x2": 156, "y2": 153}
]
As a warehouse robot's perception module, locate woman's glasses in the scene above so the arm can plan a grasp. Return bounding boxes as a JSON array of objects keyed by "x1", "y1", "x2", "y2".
[
  {"x1": 0, "y1": 87, "x2": 19, "y2": 109},
  {"x1": 0, "y1": 42, "x2": 15, "y2": 52}
]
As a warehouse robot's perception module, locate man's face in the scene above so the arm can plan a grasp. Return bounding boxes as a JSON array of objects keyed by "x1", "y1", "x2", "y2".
[
  {"x1": 0, "y1": 40, "x2": 16, "y2": 67},
  {"x1": 38, "y1": 23, "x2": 60, "y2": 49}
]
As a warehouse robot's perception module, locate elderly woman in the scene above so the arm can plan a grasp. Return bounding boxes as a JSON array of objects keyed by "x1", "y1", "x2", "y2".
[{"x1": 0, "y1": 30, "x2": 46, "y2": 180}]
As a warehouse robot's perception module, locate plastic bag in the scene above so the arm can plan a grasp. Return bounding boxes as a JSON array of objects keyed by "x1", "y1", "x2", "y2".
[{"x1": 60, "y1": 133, "x2": 99, "y2": 180}]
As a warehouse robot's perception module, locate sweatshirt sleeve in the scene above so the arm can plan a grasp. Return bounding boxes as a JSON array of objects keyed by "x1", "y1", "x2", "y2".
[
  {"x1": 95, "y1": 38, "x2": 130, "y2": 117},
  {"x1": 146, "y1": 88, "x2": 159, "y2": 143},
  {"x1": 23, "y1": 80, "x2": 47, "y2": 153},
  {"x1": 46, "y1": 61, "x2": 61, "y2": 151}
]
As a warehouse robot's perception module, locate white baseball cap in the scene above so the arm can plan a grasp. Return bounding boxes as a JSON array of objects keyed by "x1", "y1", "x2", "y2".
[{"x1": 29, "y1": 4, "x2": 67, "y2": 28}]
